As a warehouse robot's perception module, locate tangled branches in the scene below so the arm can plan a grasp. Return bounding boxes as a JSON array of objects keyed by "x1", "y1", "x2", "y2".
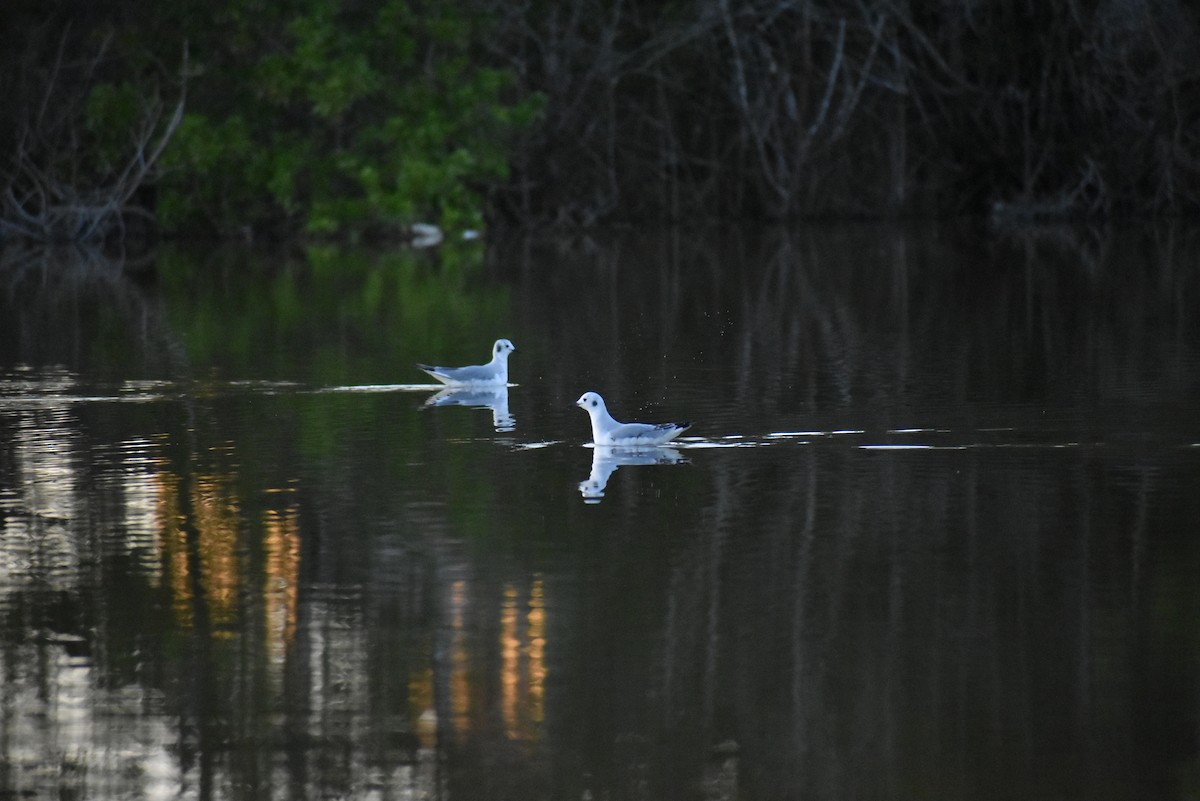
[
  {"x1": 491, "y1": 0, "x2": 1200, "y2": 223},
  {"x1": 0, "y1": 29, "x2": 186, "y2": 244}
]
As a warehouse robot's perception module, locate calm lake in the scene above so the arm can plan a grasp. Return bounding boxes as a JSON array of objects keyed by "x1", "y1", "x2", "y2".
[{"x1": 0, "y1": 223, "x2": 1198, "y2": 800}]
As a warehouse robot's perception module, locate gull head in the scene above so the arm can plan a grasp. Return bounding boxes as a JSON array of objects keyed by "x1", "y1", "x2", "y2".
[
  {"x1": 493, "y1": 339, "x2": 516, "y2": 360},
  {"x1": 575, "y1": 391, "x2": 606, "y2": 417}
]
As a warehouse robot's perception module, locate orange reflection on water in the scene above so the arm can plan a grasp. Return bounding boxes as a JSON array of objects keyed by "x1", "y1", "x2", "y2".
[
  {"x1": 528, "y1": 578, "x2": 546, "y2": 726},
  {"x1": 439, "y1": 573, "x2": 549, "y2": 742},
  {"x1": 502, "y1": 584, "x2": 520, "y2": 733},
  {"x1": 157, "y1": 472, "x2": 192, "y2": 628},
  {"x1": 449, "y1": 579, "x2": 471, "y2": 733},
  {"x1": 158, "y1": 472, "x2": 242, "y2": 633},
  {"x1": 262, "y1": 496, "x2": 300, "y2": 667},
  {"x1": 190, "y1": 475, "x2": 241, "y2": 633},
  {"x1": 501, "y1": 576, "x2": 546, "y2": 741}
]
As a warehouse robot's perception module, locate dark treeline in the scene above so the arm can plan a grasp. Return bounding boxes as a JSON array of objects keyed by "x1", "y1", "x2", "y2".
[
  {"x1": 2, "y1": 0, "x2": 1199, "y2": 241},
  {"x1": 498, "y1": 0, "x2": 1200, "y2": 223}
]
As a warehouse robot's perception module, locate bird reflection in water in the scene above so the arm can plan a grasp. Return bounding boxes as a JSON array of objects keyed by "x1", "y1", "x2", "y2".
[
  {"x1": 422, "y1": 386, "x2": 515, "y2": 432},
  {"x1": 578, "y1": 445, "x2": 687, "y2": 504}
]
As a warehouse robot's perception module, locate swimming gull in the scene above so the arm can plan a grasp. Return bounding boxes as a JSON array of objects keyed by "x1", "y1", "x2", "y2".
[
  {"x1": 417, "y1": 339, "x2": 515, "y2": 386},
  {"x1": 574, "y1": 391, "x2": 691, "y2": 446}
]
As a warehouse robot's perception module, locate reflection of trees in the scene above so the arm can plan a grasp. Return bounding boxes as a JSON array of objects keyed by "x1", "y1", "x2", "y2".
[
  {"x1": 502, "y1": 223, "x2": 1200, "y2": 455},
  {"x1": 0, "y1": 246, "x2": 174, "y2": 371},
  {"x1": 497, "y1": 224, "x2": 1200, "y2": 800},
  {"x1": 546, "y1": 438, "x2": 1198, "y2": 800},
  {"x1": 0, "y1": 380, "x2": 452, "y2": 798},
  {"x1": 0, "y1": 243, "x2": 553, "y2": 799},
  {"x1": 0, "y1": 227, "x2": 1197, "y2": 800},
  {"x1": 645, "y1": 442, "x2": 1199, "y2": 801},
  {"x1": 0, "y1": 376, "x2": 181, "y2": 798}
]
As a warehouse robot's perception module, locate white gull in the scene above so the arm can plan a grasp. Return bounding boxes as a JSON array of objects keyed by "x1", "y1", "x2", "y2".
[
  {"x1": 417, "y1": 339, "x2": 515, "y2": 386},
  {"x1": 574, "y1": 391, "x2": 691, "y2": 446}
]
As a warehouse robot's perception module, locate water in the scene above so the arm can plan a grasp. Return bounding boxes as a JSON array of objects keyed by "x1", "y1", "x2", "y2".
[{"x1": 0, "y1": 224, "x2": 1198, "y2": 800}]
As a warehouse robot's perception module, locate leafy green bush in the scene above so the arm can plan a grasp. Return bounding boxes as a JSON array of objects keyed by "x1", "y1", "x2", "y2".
[{"x1": 158, "y1": 0, "x2": 541, "y2": 238}]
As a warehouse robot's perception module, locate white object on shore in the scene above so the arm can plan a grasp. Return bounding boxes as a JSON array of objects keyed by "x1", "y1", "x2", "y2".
[{"x1": 410, "y1": 222, "x2": 443, "y2": 247}]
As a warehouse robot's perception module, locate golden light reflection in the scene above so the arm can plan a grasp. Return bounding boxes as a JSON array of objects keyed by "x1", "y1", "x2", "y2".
[
  {"x1": 191, "y1": 476, "x2": 240, "y2": 631},
  {"x1": 156, "y1": 471, "x2": 192, "y2": 628},
  {"x1": 450, "y1": 579, "x2": 471, "y2": 733},
  {"x1": 502, "y1": 584, "x2": 520, "y2": 733},
  {"x1": 528, "y1": 578, "x2": 546, "y2": 726},
  {"x1": 501, "y1": 576, "x2": 546, "y2": 741},
  {"x1": 262, "y1": 497, "x2": 300, "y2": 668},
  {"x1": 433, "y1": 573, "x2": 549, "y2": 744},
  {"x1": 157, "y1": 472, "x2": 242, "y2": 633}
]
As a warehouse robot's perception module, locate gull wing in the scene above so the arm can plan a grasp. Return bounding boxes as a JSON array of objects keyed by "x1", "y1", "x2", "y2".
[{"x1": 605, "y1": 421, "x2": 691, "y2": 444}]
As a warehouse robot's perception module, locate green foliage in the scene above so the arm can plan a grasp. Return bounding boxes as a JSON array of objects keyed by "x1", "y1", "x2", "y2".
[
  {"x1": 158, "y1": 0, "x2": 542, "y2": 238},
  {"x1": 84, "y1": 82, "x2": 146, "y2": 175},
  {"x1": 5, "y1": 0, "x2": 1200, "y2": 240}
]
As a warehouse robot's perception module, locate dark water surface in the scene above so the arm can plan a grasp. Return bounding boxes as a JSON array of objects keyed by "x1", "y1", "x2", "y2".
[{"x1": 0, "y1": 224, "x2": 1198, "y2": 800}]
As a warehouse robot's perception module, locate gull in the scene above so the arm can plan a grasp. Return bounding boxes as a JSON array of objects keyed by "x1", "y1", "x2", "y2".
[
  {"x1": 574, "y1": 391, "x2": 691, "y2": 446},
  {"x1": 417, "y1": 339, "x2": 515, "y2": 386}
]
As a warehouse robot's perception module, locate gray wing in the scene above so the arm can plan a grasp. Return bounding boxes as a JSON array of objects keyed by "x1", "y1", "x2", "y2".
[
  {"x1": 607, "y1": 421, "x2": 690, "y2": 443},
  {"x1": 417, "y1": 362, "x2": 502, "y2": 384}
]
